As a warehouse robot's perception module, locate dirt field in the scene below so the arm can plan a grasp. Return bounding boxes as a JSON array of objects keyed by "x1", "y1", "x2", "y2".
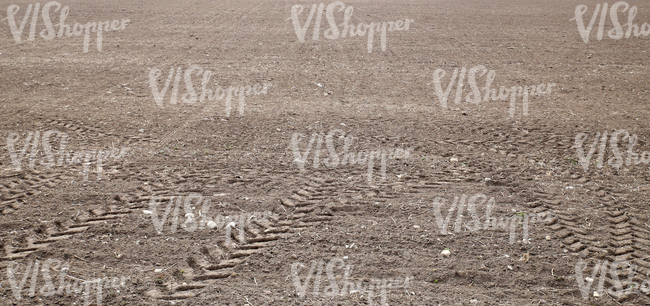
[{"x1": 1, "y1": 0, "x2": 650, "y2": 305}]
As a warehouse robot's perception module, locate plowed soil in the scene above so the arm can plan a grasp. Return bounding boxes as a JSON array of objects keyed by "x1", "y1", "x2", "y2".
[{"x1": 1, "y1": 0, "x2": 649, "y2": 305}]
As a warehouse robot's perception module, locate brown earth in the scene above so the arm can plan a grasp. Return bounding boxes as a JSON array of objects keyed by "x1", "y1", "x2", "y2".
[{"x1": 1, "y1": 0, "x2": 650, "y2": 305}]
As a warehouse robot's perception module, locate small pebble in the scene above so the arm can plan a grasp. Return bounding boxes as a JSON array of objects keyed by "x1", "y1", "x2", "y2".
[
  {"x1": 207, "y1": 221, "x2": 217, "y2": 229},
  {"x1": 291, "y1": 254, "x2": 297, "y2": 260},
  {"x1": 441, "y1": 249, "x2": 451, "y2": 257},
  {"x1": 142, "y1": 210, "x2": 152, "y2": 215},
  {"x1": 413, "y1": 225, "x2": 420, "y2": 229}
]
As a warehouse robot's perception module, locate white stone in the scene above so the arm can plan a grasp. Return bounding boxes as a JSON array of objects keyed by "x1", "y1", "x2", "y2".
[{"x1": 441, "y1": 249, "x2": 451, "y2": 257}]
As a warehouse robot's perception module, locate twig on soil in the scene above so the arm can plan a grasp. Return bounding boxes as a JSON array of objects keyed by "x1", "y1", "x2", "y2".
[
  {"x1": 254, "y1": 277, "x2": 258, "y2": 286},
  {"x1": 162, "y1": 263, "x2": 177, "y2": 272},
  {"x1": 390, "y1": 217, "x2": 396, "y2": 224},
  {"x1": 66, "y1": 274, "x2": 89, "y2": 283},
  {"x1": 73, "y1": 254, "x2": 86, "y2": 261}
]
